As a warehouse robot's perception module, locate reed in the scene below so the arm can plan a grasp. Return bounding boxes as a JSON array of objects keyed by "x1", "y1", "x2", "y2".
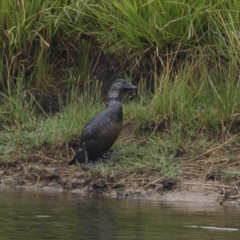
[
  {"x1": 0, "y1": 0, "x2": 239, "y2": 88},
  {"x1": 0, "y1": 1, "x2": 240, "y2": 178}
]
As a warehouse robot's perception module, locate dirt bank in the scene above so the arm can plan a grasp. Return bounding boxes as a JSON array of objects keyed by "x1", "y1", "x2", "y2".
[{"x1": 1, "y1": 151, "x2": 240, "y2": 205}]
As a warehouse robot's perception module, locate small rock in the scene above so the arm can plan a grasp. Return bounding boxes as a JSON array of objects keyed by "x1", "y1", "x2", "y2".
[
  {"x1": 154, "y1": 185, "x2": 163, "y2": 192},
  {"x1": 146, "y1": 189, "x2": 157, "y2": 195},
  {"x1": 45, "y1": 167, "x2": 57, "y2": 172},
  {"x1": 139, "y1": 189, "x2": 147, "y2": 196},
  {"x1": 110, "y1": 191, "x2": 117, "y2": 198},
  {"x1": 4, "y1": 179, "x2": 14, "y2": 185}
]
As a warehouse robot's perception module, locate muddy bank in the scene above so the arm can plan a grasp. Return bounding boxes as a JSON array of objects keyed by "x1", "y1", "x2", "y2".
[{"x1": 1, "y1": 155, "x2": 240, "y2": 205}]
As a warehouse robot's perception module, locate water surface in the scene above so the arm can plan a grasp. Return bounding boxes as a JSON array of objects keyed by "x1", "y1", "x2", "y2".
[{"x1": 0, "y1": 187, "x2": 239, "y2": 239}]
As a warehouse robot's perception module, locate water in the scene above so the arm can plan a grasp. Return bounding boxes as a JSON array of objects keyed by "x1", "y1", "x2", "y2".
[{"x1": 0, "y1": 187, "x2": 240, "y2": 240}]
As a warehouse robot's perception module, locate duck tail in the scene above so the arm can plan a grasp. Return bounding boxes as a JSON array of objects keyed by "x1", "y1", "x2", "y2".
[{"x1": 68, "y1": 148, "x2": 86, "y2": 165}]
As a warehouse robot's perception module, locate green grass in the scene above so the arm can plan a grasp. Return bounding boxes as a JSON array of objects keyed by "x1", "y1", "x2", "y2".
[
  {"x1": 1, "y1": 61, "x2": 240, "y2": 179},
  {"x1": 0, "y1": 0, "x2": 240, "y2": 88},
  {"x1": 1, "y1": 1, "x2": 240, "y2": 181},
  {"x1": 96, "y1": 136, "x2": 180, "y2": 178},
  {"x1": 0, "y1": 79, "x2": 103, "y2": 161},
  {"x1": 223, "y1": 170, "x2": 240, "y2": 181}
]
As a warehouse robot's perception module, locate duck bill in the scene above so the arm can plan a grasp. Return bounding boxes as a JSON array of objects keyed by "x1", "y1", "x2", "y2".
[{"x1": 123, "y1": 82, "x2": 137, "y2": 91}]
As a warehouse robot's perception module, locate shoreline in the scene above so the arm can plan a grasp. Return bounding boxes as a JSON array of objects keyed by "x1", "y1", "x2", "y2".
[{"x1": 1, "y1": 159, "x2": 240, "y2": 206}]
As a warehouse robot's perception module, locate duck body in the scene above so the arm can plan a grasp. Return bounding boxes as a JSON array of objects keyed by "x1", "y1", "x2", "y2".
[
  {"x1": 78, "y1": 102, "x2": 123, "y2": 161},
  {"x1": 69, "y1": 79, "x2": 136, "y2": 165}
]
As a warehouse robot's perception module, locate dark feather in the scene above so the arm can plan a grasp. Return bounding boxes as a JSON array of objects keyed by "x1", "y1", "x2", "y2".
[{"x1": 69, "y1": 79, "x2": 136, "y2": 165}]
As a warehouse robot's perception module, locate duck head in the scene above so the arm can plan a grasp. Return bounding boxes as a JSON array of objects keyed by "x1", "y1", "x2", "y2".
[{"x1": 108, "y1": 79, "x2": 137, "y2": 100}]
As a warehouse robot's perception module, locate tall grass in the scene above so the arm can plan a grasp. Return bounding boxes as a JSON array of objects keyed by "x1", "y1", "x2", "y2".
[
  {"x1": 0, "y1": 79, "x2": 103, "y2": 161},
  {"x1": 1, "y1": 1, "x2": 240, "y2": 172},
  {"x1": 0, "y1": 0, "x2": 239, "y2": 89}
]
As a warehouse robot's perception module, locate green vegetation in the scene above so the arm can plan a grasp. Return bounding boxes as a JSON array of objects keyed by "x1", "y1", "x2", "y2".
[
  {"x1": 1, "y1": 1, "x2": 240, "y2": 180},
  {"x1": 223, "y1": 170, "x2": 240, "y2": 181}
]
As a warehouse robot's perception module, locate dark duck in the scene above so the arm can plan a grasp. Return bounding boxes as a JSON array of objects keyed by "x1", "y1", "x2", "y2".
[{"x1": 69, "y1": 79, "x2": 137, "y2": 165}]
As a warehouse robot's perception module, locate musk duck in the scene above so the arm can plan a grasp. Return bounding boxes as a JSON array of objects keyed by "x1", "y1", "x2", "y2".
[{"x1": 69, "y1": 79, "x2": 137, "y2": 165}]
